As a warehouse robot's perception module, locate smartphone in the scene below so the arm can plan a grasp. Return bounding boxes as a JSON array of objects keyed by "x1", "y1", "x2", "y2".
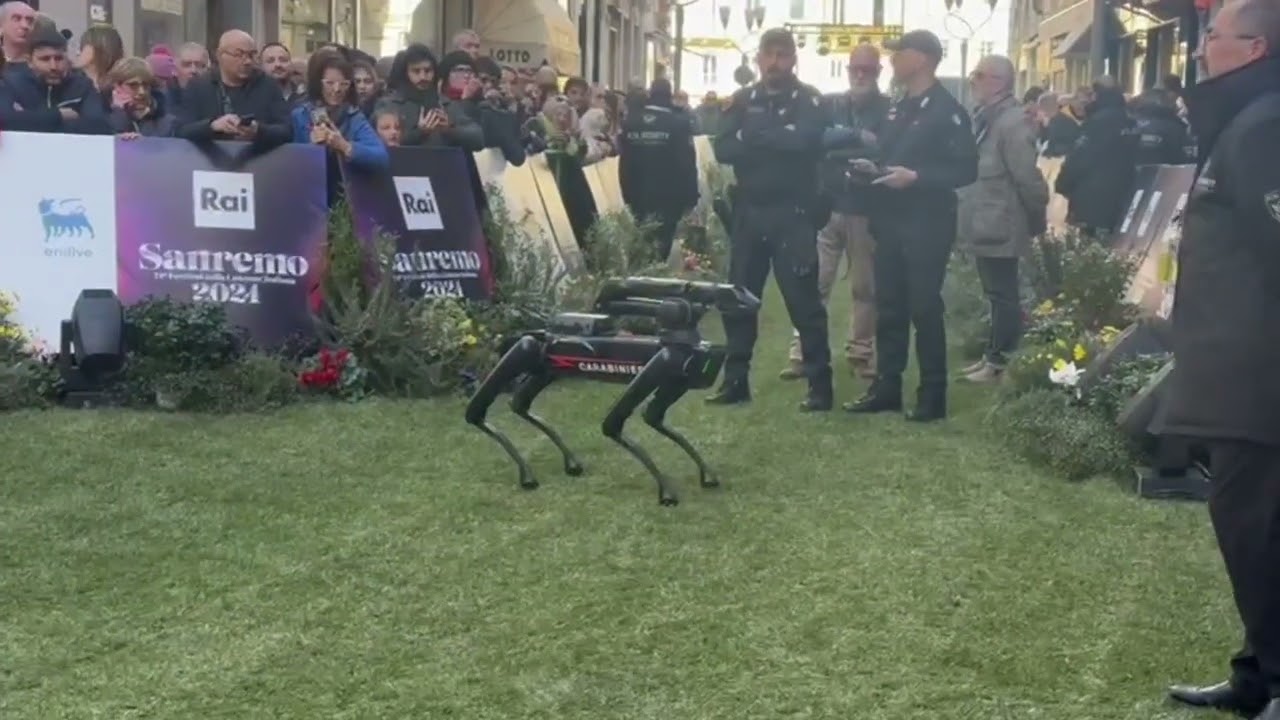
[
  {"x1": 238, "y1": 114, "x2": 256, "y2": 126},
  {"x1": 310, "y1": 108, "x2": 328, "y2": 126}
]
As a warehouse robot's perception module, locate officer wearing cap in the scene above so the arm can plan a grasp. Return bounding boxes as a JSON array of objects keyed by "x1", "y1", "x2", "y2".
[
  {"x1": 844, "y1": 29, "x2": 977, "y2": 422},
  {"x1": 708, "y1": 27, "x2": 833, "y2": 411}
]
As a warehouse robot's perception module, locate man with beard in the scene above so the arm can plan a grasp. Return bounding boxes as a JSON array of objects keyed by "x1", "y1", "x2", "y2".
[
  {"x1": 1162, "y1": 2, "x2": 1280, "y2": 718},
  {"x1": 708, "y1": 27, "x2": 832, "y2": 412},
  {"x1": 260, "y1": 42, "x2": 303, "y2": 107},
  {"x1": 377, "y1": 43, "x2": 483, "y2": 151},
  {"x1": 843, "y1": 29, "x2": 977, "y2": 422},
  {"x1": 618, "y1": 78, "x2": 698, "y2": 262},
  {"x1": 780, "y1": 42, "x2": 889, "y2": 382},
  {"x1": 1053, "y1": 75, "x2": 1138, "y2": 238}
]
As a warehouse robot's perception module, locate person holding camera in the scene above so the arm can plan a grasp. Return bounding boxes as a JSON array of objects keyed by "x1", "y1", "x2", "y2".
[{"x1": 173, "y1": 29, "x2": 291, "y2": 150}]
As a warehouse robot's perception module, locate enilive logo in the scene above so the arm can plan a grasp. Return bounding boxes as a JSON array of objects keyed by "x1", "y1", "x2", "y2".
[
  {"x1": 394, "y1": 176, "x2": 444, "y2": 231},
  {"x1": 38, "y1": 198, "x2": 94, "y2": 242},
  {"x1": 193, "y1": 170, "x2": 255, "y2": 230}
]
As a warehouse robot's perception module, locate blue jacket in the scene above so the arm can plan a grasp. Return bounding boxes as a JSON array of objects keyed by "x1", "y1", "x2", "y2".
[
  {"x1": 290, "y1": 103, "x2": 388, "y2": 169},
  {"x1": 1, "y1": 64, "x2": 109, "y2": 134}
]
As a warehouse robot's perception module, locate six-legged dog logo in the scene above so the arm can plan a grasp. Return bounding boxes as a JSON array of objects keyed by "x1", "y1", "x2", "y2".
[{"x1": 38, "y1": 198, "x2": 95, "y2": 242}]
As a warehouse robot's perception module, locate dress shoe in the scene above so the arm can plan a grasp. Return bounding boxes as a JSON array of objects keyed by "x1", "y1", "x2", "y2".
[
  {"x1": 906, "y1": 386, "x2": 947, "y2": 423},
  {"x1": 799, "y1": 381, "x2": 833, "y2": 412},
  {"x1": 962, "y1": 363, "x2": 1004, "y2": 384},
  {"x1": 843, "y1": 378, "x2": 902, "y2": 413},
  {"x1": 1167, "y1": 680, "x2": 1269, "y2": 717},
  {"x1": 706, "y1": 379, "x2": 751, "y2": 405},
  {"x1": 960, "y1": 359, "x2": 988, "y2": 375},
  {"x1": 778, "y1": 363, "x2": 803, "y2": 380}
]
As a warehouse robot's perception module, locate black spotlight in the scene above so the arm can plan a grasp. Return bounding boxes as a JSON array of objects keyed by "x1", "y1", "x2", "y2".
[{"x1": 58, "y1": 289, "x2": 127, "y2": 408}]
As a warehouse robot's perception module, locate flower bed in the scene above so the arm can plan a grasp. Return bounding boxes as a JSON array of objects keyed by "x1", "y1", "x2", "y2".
[{"x1": 0, "y1": 192, "x2": 730, "y2": 414}]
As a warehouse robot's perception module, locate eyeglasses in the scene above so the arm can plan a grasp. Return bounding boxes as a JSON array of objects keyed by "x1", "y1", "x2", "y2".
[
  {"x1": 221, "y1": 48, "x2": 257, "y2": 61},
  {"x1": 322, "y1": 79, "x2": 351, "y2": 90},
  {"x1": 1204, "y1": 29, "x2": 1260, "y2": 43}
]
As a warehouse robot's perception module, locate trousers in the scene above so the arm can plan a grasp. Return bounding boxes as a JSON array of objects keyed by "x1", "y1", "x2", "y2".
[
  {"x1": 637, "y1": 208, "x2": 685, "y2": 264},
  {"x1": 722, "y1": 203, "x2": 831, "y2": 385},
  {"x1": 870, "y1": 217, "x2": 954, "y2": 387},
  {"x1": 975, "y1": 256, "x2": 1022, "y2": 367},
  {"x1": 787, "y1": 212, "x2": 876, "y2": 367},
  {"x1": 1208, "y1": 440, "x2": 1280, "y2": 699}
]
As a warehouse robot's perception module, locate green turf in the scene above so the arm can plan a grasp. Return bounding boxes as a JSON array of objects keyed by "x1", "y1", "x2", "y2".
[{"x1": 0, "y1": 281, "x2": 1240, "y2": 719}]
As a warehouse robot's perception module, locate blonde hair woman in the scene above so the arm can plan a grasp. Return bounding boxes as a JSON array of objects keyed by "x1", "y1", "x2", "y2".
[
  {"x1": 106, "y1": 57, "x2": 175, "y2": 138},
  {"x1": 77, "y1": 25, "x2": 125, "y2": 90}
]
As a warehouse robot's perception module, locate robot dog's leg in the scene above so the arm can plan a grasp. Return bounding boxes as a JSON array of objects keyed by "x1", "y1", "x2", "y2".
[
  {"x1": 510, "y1": 371, "x2": 584, "y2": 477},
  {"x1": 643, "y1": 375, "x2": 718, "y2": 490},
  {"x1": 464, "y1": 335, "x2": 545, "y2": 491},
  {"x1": 602, "y1": 347, "x2": 685, "y2": 506}
]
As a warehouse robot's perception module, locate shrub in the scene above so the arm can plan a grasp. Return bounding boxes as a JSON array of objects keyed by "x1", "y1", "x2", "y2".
[
  {"x1": 987, "y1": 389, "x2": 1136, "y2": 481},
  {"x1": 152, "y1": 353, "x2": 298, "y2": 413},
  {"x1": 1081, "y1": 352, "x2": 1171, "y2": 422},
  {"x1": 1025, "y1": 228, "x2": 1137, "y2": 331}
]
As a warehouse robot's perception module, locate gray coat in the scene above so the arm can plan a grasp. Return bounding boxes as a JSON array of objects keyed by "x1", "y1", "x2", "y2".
[{"x1": 957, "y1": 95, "x2": 1049, "y2": 257}]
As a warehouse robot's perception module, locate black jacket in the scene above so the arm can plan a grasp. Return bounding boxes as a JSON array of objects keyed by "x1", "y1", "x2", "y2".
[
  {"x1": 713, "y1": 76, "x2": 825, "y2": 207},
  {"x1": 818, "y1": 90, "x2": 891, "y2": 216},
  {"x1": 1040, "y1": 111, "x2": 1081, "y2": 158},
  {"x1": 1054, "y1": 91, "x2": 1138, "y2": 232},
  {"x1": 618, "y1": 103, "x2": 698, "y2": 213},
  {"x1": 1132, "y1": 102, "x2": 1193, "y2": 166},
  {"x1": 174, "y1": 69, "x2": 292, "y2": 150},
  {"x1": 1163, "y1": 56, "x2": 1280, "y2": 446},
  {"x1": 0, "y1": 64, "x2": 109, "y2": 134}
]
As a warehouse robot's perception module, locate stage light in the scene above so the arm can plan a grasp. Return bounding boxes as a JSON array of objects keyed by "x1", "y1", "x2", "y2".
[{"x1": 58, "y1": 289, "x2": 127, "y2": 408}]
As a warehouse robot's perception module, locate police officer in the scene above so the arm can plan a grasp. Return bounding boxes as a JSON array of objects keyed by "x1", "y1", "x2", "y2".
[
  {"x1": 618, "y1": 78, "x2": 700, "y2": 262},
  {"x1": 707, "y1": 27, "x2": 832, "y2": 411},
  {"x1": 1163, "y1": 2, "x2": 1280, "y2": 718},
  {"x1": 844, "y1": 29, "x2": 977, "y2": 422},
  {"x1": 1131, "y1": 87, "x2": 1194, "y2": 166}
]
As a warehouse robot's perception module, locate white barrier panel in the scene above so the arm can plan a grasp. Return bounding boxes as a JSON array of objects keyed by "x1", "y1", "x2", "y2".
[{"x1": 0, "y1": 133, "x2": 119, "y2": 347}]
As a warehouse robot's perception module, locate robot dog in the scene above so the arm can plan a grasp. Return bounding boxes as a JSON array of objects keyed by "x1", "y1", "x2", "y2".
[{"x1": 465, "y1": 277, "x2": 761, "y2": 506}]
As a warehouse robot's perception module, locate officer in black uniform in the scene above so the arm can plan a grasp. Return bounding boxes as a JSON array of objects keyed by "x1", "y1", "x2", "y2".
[
  {"x1": 618, "y1": 78, "x2": 700, "y2": 262},
  {"x1": 707, "y1": 27, "x2": 832, "y2": 411},
  {"x1": 844, "y1": 29, "x2": 977, "y2": 422}
]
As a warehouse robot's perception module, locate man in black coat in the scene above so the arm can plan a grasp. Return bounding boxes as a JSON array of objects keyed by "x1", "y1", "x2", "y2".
[
  {"x1": 1131, "y1": 87, "x2": 1193, "y2": 166},
  {"x1": 1053, "y1": 76, "x2": 1137, "y2": 237},
  {"x1": 618, "y1": 78, "x2": 699, "y2": 262},
  {"x1": 174, "y1": 29, "x2": 291, "y2": 151},
  {"x1": 1163, "y1": 2, "x2": 1280, "y2": 719}
]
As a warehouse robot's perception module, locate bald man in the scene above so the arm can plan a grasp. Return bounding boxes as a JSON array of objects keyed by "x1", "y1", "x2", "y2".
[
  {"x1": 174, "y1": 29, "x2": 291, "y2": 149},
  {"x1": 453, "y1": 29, "x2": 481, "y2": 59},
  {"x1": 782, "y1": 43, "x2": 889, "y2": 381},
  {"x1": 0, "y1": 1, "x2": 35, "y2": 63},
  {"x1": 1163, "y1": 2, "x2": 1280, "y2": 718}
]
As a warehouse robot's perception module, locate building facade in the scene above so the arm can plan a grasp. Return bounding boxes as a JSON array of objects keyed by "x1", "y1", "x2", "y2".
[
  {"x1": 31, "y1": 1, "x2": 657, "y2": 88},
  {"x1": 1008, "y1": 0, "x2": 1220, "y2": 96}
]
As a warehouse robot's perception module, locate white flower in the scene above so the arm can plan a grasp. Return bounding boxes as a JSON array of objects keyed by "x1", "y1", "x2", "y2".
[{"x1": 1048, "y1": 361, "x2": 1085, "y2": 388}]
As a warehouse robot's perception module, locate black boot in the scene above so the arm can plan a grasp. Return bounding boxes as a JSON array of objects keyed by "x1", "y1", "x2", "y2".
[
  {"x1": 799, "y1": 370, "x2": 833, "y2": 412},
  {"x1": 906, "y1": 384, "x2": 947, "y2": 423},
  {"x1": 706, "y1": 378, "x2": 751, "y2": 405},
  {"x1": 843, "y1": 376, "x2": 903, "y2": 413},
  {"x1": 1167, "y1": 680, "x2": 1269, "y2": 717}
]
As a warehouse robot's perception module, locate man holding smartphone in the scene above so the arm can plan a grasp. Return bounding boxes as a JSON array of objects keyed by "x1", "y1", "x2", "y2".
[{"x1": 174, "y1": 29, "x2": 291, "y2": 150}]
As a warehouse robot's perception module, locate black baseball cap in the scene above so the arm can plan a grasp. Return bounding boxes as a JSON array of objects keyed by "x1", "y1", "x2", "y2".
[
  {"x1": 884, "y1": 29, "x2": 944, "y2": 62},
  {"x1": 758, "y1": 28, "x2": 797, "y2": 53}
]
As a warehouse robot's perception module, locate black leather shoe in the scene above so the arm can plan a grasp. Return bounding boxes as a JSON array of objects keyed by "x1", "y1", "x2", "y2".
[
  {"x1": 1167, "y1": 680, "x2": 1268, "y2": 717},
  {"x1": 706, "y1": 379, "x2": 751, "y2": 405},
  {"x1": 843, "y1": 378, "x2": 902, "y2": 413},
  {"x1": 906, "y1": 386, "x2": 947, "y2": 423},
  {"x1": 799, "y1": 388, "x2": 833, "y2": 412}
]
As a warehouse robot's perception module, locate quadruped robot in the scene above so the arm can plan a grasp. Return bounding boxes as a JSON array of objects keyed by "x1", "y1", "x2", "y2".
[{"x1": 464, "y1": 277, "x2": 762, "y2": 506}]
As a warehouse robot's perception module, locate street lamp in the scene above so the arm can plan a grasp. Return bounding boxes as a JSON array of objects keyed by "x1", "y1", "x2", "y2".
[
  {"x1": 941, "y1": 0, "x2": 997, "y2": 105},
  {"x1": 673, "y1": 0, "x2": 767, "y2": 91}
]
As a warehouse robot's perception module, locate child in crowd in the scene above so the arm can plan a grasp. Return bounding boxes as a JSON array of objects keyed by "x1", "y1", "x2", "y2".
[{"x1": 373, "y1": 108, "x2": 401, "y2": 147}]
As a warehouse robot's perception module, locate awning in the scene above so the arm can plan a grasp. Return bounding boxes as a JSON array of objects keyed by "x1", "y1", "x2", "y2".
[
  {"x1": 1051, "y1": 8, "x2": 1127, "y2": 57},
  {"x1": 474, "y1": 0, "x2": 582, "y2": 76}
]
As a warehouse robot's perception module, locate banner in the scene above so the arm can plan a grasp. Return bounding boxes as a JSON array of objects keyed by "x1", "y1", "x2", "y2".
[
  {"x1": 115, "y1": 140, "x2": 329, "y2": 348},
  {"x1": 0, "y1": 133, "x2": 118, "y2": 347},
  {"x1": 1124, "y1": 165, "x2": 1195, "y2": 316},
  {"x1": 344, "y1": 146, "x2": 494, "y2": 301}
]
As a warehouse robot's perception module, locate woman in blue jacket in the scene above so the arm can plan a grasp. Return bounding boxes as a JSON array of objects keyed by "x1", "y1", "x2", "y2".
[{"x1": 291, "y1": 50, "x2": 388, "y2": 207}]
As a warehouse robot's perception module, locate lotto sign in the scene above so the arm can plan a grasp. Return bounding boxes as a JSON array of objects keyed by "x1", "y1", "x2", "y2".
[{"x1": 343, "y1": 146, "x2": 494, "y2": 301}]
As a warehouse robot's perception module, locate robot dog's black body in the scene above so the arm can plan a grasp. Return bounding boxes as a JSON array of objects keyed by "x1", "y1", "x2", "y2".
[{"x1": 465, "y1": 277, "x2": 761, "y2": 505}]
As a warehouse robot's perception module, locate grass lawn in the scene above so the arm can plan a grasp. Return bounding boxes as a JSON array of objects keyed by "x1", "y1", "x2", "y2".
[{"x1": 0, "y1": 280, "x2": 1239, "y2": 720}]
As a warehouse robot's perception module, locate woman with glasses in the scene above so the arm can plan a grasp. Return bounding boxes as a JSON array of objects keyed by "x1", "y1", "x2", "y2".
[
  {"x1": 105, "y1": 57, "x2": 175, "y2": 138},
  {"x1": 290, "y1": 51, "x2": 387, "y2": 207}
]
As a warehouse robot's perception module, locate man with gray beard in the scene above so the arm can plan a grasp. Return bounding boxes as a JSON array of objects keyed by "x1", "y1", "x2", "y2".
[{"x1": 780, "y1": 43, "x2": 889, "y2": 381}]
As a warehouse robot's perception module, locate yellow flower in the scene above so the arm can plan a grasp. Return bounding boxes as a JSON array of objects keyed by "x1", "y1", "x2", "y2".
[
  {"x1": 1035, "y1": 299, "x2": 1054, "y2": 316},
  {"x1": 1052, "y1": 357, "x2": 1068, "y2": 372},
  {"x1": 1073, "y1": 343, "x2": 1088, "y2": 362},
  {"x1": 463, "y1": 334, "x2": 478, "y2": 347}
]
